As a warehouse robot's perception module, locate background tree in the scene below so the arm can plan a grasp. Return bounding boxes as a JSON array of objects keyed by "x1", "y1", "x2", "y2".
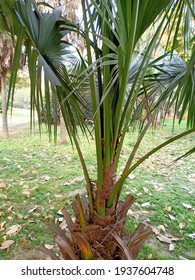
[{"x1": 0, "y1": 33, "x2": 13, "y2": 138}]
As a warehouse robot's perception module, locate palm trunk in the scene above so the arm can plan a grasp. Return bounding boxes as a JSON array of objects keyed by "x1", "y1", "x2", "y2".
[
  {"x1": 59, "y1": 110, "x2": 67, "y2": 144},
  {"x1": 1, "y1": 75, "x2": 9, "y2": 138}
]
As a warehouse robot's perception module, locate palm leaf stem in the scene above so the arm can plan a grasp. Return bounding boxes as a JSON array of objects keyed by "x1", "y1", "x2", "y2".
[
  {"x1": 113, "y1": 1, "x2": 140, "y2": 148},
  {"x1": 107, "y1": 128, "x2": 195, "y2": 208},
  {"x1": 58, "y1": 92, "x2": 93, "y2": 218},
  {"x1": 81, "y1": 0, "x2": 104, "y2": 189}
]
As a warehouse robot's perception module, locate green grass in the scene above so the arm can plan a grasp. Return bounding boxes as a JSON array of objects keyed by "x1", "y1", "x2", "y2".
[{"x1": 0, "y1": 119, "x2": 195, "y2": 259}]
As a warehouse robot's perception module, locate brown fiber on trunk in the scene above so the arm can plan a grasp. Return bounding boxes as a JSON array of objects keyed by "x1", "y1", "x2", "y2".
[{"x1": 43, "y1": 193, "x2": 153, "y2": 260}]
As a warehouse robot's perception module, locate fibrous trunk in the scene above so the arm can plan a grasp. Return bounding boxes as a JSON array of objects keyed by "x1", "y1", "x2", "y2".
[{"x1": 40, "y1": 190, "x2": 153, "y2": 260}]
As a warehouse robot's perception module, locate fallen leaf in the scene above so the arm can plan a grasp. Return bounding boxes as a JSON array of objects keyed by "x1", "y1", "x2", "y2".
[
  {"x1": 64, "y1": 176, "x2": 83, "y2": 186},
  {"x1": 156, "y1": 233, "x2": 183, "y2": 243},
  {"x1": 143, "y1": 187, "x2": 149, "y2": 193},
  {"x1": 41, "y1": 175, "x2": 51, "y2": 181},
  {"x1": 157, "y1": 225, "x2": 166, "y2": 232},
  {"x1": 28, "y1": 206, "x2": 38, "y2": 213},
  {"x1": 127, "y1": 209, "x2": 140, "y2": 219},
  {"x1": 168, "y1": 214, "x2": 176, "y2": 220},
  {"x1": 17, "y1": 214, "x2": 24, "y2": 219},
  {"x1": 22, "y1": 190, "x2": 32, "y2": 198},
  {"x1": 8, "y1": 206, "x2": 14, "y2": 211},
  {"x1": 7, "y1": 216, "x2": 13, "y2": 221},
  {"x1": 166, "y1": 233, "x2": 184, "y2": 241},
  {"x1": 128, "y1": 174, "x2": 135, "y2": 180},
  {"x1": 181, "y1": 186, "x2": 189, "y2": 191},
  {"x1": 0, "y1": 181, "x2": 6, "y2": 189},
  {"x1": 179, "y1": 222, "x2": 186, "y2": 229},
  {"x1": 163, "y1": 205, "x2": 172, "y2": 211},
  {"x1": 0, "y1": 194, "x2": 7, "y2": 199},
  {"x1": 54, "y1": 194, "x2": 66, "y2": 200},
  {"x1": 33, "y1": 213, "x2": 40, "y2": 217},
  {"x1": 182, "y1": 203, "x2": 192, "y2": 210},
  {"x1": 45, "y1": 244, "x2": 54, "y2": 250},
  {"x1": 141, "y1": 202, "x2": 150, "y2": 207},
  {"x1": 23, "y1": 185, "x2": 30, "y2": 189},
  {"x1": 156, "y1": 234, "x2": 172, "y2": 244},
  {"x1": 169, "y1": 244, "x2": 174, "y2": 251},
  {"x1": 55, "y1": 217, "x2": 64, "y2": 224},
  {"x1": 57, "y1": 210, "x2": 63, "y2": 216},
  {"x1": 43, "y1": 214, "x2": 54, "y2": 221},
  {"x1": 59, "y1": 220, "x2": 67, "y2": 230},
  {"x1": 0, "y1": 221, "x2": 6, "y2": 231},
  {"x1": 0, "y1": 240, "x2": 15, "y2": 249},
  {"x1": 188, "y1": 233, "x2": 195, "y2": 239},
  {"x1": 6, "y1": 225, "x2": 20, "y2": 235}
]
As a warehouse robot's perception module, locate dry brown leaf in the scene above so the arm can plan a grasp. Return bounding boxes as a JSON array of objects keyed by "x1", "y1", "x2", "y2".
[
  {"x1": 188, "y1": 233, "x2": 195, "y2": 239},
  {"x1": 64, "y1": 176, "x2": 83, "y2": 186},
  {"x1": 0, "y1": 181, "x2": 6, "y2": 189},
  {"x1": 8, "y1": 206, "x2": 14, "y2": 211},
  {"x1": 28, "y1": 206, "x2": 38, "y2": 213},
  {"x1": 57, "y1": 210, "x2": 63, "y2": 216},
  {"x1": 163, "y1": 205, "x2": 172, "y2": 211},
  {"x1": 143, "y1": 187, "x2": 149, "y2": 193},
  {"x1": 6, "y1": 225, "x2": 20, "y2": 235},
  {"x1": 22, "y1": 190, "x2": 32, "y2": 198},
  {"x1": 127, "y1": 209, "x2": 140, "y2": 219},
  {"x1": 45, "y1": 244, "x2": 54, "y2": 250},
  {"x1": 182, "y1": 203, "x2": 192, "y2": 210},
  {"x1": 23, "y1": 185, "x2": 30, "y2": 189},
  {"x1": 157, "y1": 225, "x2": 166, "y2": 232},
  {"x1": 41, "y1": 175, "x2": 51, "y2": 181},
  {"x1": 17, "y1": 214, "x2": 24, "y2": 219},
  {"x1": 188, "y1": 191, "x2": 193, "y2": 194},
  {"x1": 54, "y1": 194, "x2": 66, "y2": 200},
  {"x1": 43, "y1": 214, "x2": 54, "y2": 221},
  {"x1": 59, "y1": 220, "x2": 68, "y2": 230},
  {"x1": 156, "y1": 234, "x2": 172, "y2": 243},
  {"x1": 0, "y1": 221, "x2": 6, "y2": 231},
  {"x1": 141, "y1": 202, "x2": 150, "y2": 207},
  {"x1": 179, "y1": 222, "x2": 186, "y2": 229},
  {"x1": 156, "y1": 233, "x2": 183, "y2": 243},
  {"x1": 0, "y1": 240, "x2": 15, "y2": 249},
  {"x1": 7, "y1": 216, "x2": 13, "y2": 221},
  {"x1": 166, "y1": 233, "x2": 184, "y2": 241},
  {"x1": 0, "y1": 194, "x2": 7, "y2": 199},
  {"x1": 169, "y1": 244, "x2": 175, "y2": 251},
  {"x1": 168, "y1": 214, "x2": 176, "y2": 220},
  {"x1": 181, "y1": 186, "x2": 189, "y2": 191}
]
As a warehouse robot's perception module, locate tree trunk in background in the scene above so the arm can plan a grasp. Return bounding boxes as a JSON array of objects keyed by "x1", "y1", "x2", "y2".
[
  {"x1": 1, "y1": 75, "x2": 9, "y2": 138},
  {"x1": 59, "y1": 111, "x2": 67, "y2": 144}
]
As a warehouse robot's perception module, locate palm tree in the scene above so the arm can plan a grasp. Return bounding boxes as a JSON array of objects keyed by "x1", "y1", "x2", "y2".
[
  {"x1": 1, "y1": 0, "x2": 195, "y2": 259},
  {"x1": 0, "y1": 33, "x2": 13, "y2": 138}
]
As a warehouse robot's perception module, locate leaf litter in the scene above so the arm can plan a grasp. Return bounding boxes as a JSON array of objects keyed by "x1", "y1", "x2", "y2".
[{"x1": 0, "y1": 240, "x2": 15, "y2": 250}]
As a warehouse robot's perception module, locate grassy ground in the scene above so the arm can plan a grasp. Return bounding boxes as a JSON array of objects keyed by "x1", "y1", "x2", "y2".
[{"x1": 0, "y1": 118, "x2": 195, "y2": 260}]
